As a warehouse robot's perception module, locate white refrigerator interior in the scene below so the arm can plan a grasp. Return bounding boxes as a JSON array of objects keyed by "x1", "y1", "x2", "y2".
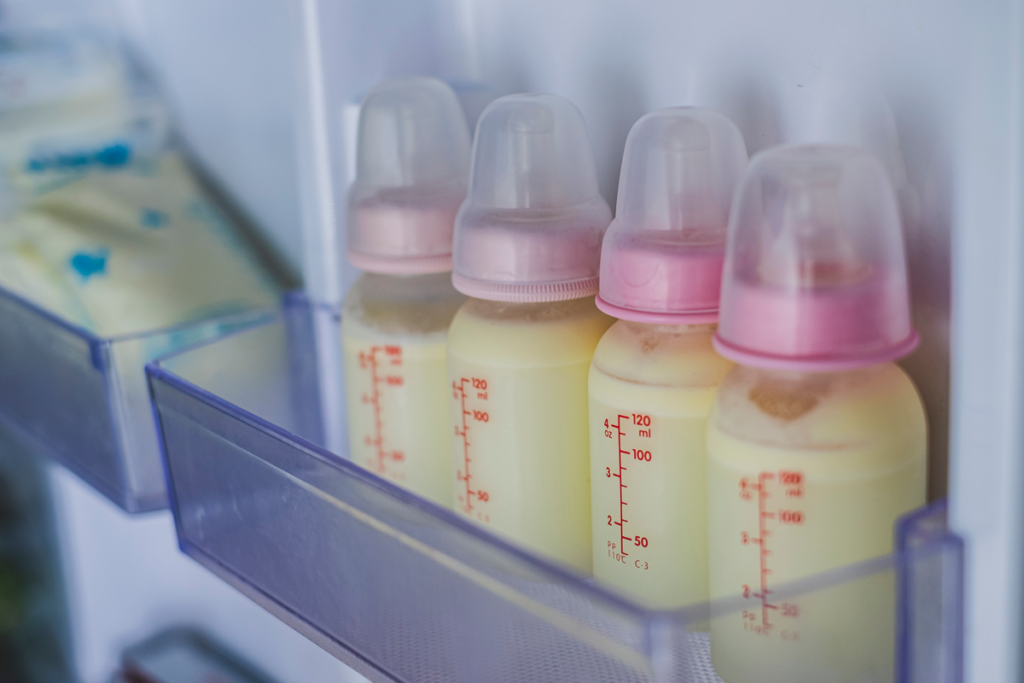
[
  {"x1": 49, "y1": 465, "x2": 364, "y2": 683},
  {"x1": 19, "y1": 0, "x2": 1024, "y2": 682}
]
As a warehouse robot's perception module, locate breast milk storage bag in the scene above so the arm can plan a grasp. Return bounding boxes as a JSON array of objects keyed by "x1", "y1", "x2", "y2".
[
  {"x1": 707, "y1": 145, "x2": 926, "y2": 683},
  {"x1": 589, "y1": 108, "x2": 745, "y2": 608},
  {"x1": 0, "y1": 36, "x2": 278, "y2": 337},
  {"x1": 447, "y1": 94, "x2": 613, "y2": 572},
  {"x1": 342, "y1": 79, "x2": 470, "y2": 505}
]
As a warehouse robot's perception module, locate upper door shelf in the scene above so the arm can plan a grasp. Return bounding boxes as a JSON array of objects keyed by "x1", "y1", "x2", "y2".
[{"x1": 0, "y1": 283, "x2": 275, "y2": 512}]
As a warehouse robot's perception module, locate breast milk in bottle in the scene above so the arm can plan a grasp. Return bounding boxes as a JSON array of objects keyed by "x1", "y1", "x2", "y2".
[
  {"x1": 447, "y1": 94, "x2": 613, "y2": 572},
  {"x1": 707, "y1": 146, "x2": 927, "y2": 682},
  {"x1": 589, "y1": 108, "x2": 745, "y2": 608},
  {"x1": 342, "y1": 79, "x2": 470, "y2": 505}
]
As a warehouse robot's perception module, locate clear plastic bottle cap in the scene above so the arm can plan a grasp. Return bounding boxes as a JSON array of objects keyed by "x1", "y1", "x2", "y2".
[
  {"x1": 596, "y1": 107, "x2": 747, "y2": 323},
  {"x1": 347, "y1": 78, "x2": 471, "y2": 275},
  {"x1": 452, "y1": 94, "x2": 611, "y2": 302},
  {"x1": 714, "y1": 145, "x2": 918, "y2": 371}
]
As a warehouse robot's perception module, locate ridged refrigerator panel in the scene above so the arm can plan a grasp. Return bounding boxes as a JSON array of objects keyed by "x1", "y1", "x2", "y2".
[{"x1": 947, "y1": 7, "x2": 1024, "y2": 683}]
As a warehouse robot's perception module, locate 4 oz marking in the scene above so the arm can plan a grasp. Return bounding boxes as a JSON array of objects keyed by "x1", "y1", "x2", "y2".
[{"x1": 603, "y1": 414, "x2": 654, "y2": 570}]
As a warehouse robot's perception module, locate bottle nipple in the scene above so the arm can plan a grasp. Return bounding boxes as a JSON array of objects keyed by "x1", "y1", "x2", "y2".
[
  {"x1": 758, "y1": 166, "x2": 871, "y2": 289},
  {"x1": 506, "y1": 103, "x2": 558, "y2": 209},
  {"x1": 660, "y1": 117, "x2": 725, "y2": 236}
]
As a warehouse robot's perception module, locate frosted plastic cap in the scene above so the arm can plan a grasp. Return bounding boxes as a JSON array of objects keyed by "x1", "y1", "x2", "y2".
[
  {"x1": 347, "y1": 78, "x2": 471, "y2": 275},
  {"x1": 452, "y1": 94, "x2": 611, "y2": 302},
  {"x1": 597, "y1": 108, "x2": 747, "y2": 324},
  {"x1": 715, "y1": 145, "x2": 918, "y2": 371}
]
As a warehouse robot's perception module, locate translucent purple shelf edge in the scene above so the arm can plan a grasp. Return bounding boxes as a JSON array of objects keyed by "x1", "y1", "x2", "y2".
[
  {"x1": 0, "y1": 283, "x2": 276, "y2": 513},
  {"x1": 149, "y1": 294, "x2": 964, "y2": 683}
]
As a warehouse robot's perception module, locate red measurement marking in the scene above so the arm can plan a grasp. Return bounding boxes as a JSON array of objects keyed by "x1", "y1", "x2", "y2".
[
  {"x1": 453, "y1": 377, "x2": 489, "y2": 516},
  {"x1": 613, "y1": 415, "x2": 632, "y2": 557},
  {"x1": 740, "y1": 470, "x2": 805, "y2": 632},
  {"x1": 605, "y1": 414, "x2": 655, "y2": 566},
  {"x1": 358, "y1": 346, "x2": 404, "y2": 476},
  {"x1": 755, "y1": 472, "x2": 776, "y2": 627}
]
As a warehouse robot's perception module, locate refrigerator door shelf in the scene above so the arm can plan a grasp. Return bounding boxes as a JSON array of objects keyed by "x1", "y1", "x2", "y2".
[
  {"x1": 0, "y1": 283, "x2": 276, "y2": 513},
  {"x1": 148, "y1": 294, "x2": 963, "y2": 683}
]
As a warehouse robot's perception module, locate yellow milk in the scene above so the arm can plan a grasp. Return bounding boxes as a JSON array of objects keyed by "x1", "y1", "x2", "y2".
[
  {"x1": 588, "y1": 320, "x2": 732, "y2": 608},
  {"x1": 447, "y1": 297, "x2": 614, "y2": 572},
  {"x1": 0, "y1": 153, "x2": 281, "y2": 336},
  {"x1": 342, "y1": 272, "x2": 465, "y2": 506},
  {"x1": 706, "y1": 363, "x2": 927, "y2": 683}
]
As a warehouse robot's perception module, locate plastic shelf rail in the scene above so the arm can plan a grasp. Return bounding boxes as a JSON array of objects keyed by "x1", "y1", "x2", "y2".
[
  {"x1": 0, "y1": 284, "x2": 275, "y2": 512},
  {"x1": 149, "y1": 295, "x2": 963, "y2": 683}
]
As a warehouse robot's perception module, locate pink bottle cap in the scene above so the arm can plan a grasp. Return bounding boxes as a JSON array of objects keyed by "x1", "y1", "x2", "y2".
[
  {"x1": 347, "y1": 78, "x2": 471, "y2": 275},
  {"x1": 452, "y1": 94, "x2": 611, "y2": 302},
  {"x1": 714, "y1": 145, "x2": 918, "y2": 371},
  {"x1": 596, "y1": 107, "x2": 748, "y2": 324}
]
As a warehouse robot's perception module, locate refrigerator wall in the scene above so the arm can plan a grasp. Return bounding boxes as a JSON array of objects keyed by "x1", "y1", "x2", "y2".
[
  {"x1": 113, "y1": 0, "x2": 304, "y2": 275},
  {"x1": 49, "y1": 463, "x2": 363, "y2": 683}
]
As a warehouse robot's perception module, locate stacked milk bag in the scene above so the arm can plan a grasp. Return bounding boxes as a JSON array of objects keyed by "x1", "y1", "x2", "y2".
[{"x1": 0, "y1": 31, "x2": 281, "y2": 338}]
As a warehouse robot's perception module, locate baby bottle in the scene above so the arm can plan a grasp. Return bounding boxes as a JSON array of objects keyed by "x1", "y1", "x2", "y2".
[
  {"x1": 447, "y1": 94, "x2": 613, "y2": 572},
  {"x1": 706, "y1": 145, "x2": 927, "y2": 682},
  {"x1": 589, "y1": 108, "x2": 745, "y2": 608},
  {"x1": 342, "y1": 78, "x2": 470, "y2": 506}
]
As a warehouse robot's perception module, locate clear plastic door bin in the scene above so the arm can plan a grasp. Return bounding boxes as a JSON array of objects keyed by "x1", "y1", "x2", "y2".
[
  {"x1": 149, "y1": 295, "x2": 963, "y2": 683},
  {"x1": 0, "y1": 284, "x2": 275, "y2": 512}
]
